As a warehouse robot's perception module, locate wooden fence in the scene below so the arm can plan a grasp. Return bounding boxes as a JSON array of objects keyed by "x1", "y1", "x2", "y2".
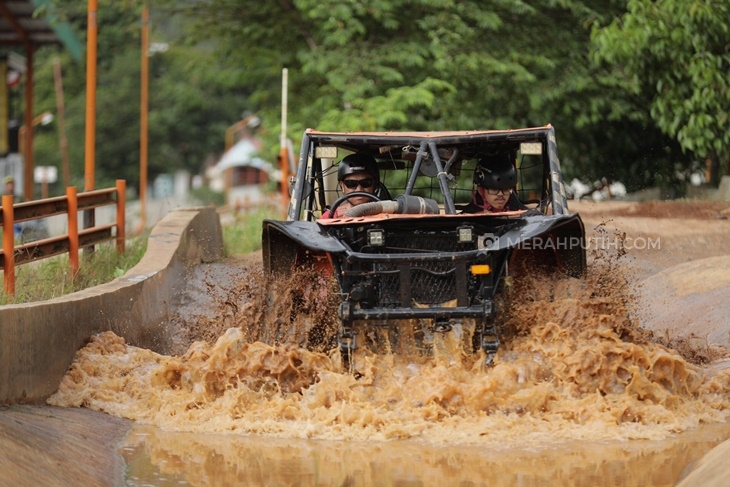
[{"x1": 0, "y1": 180, "x2": 126, "y2": 295}]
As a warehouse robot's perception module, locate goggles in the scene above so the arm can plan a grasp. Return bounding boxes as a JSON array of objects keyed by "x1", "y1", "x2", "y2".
[
  {"x1": 342, "y1": 178, "x2": 376, "y2": 190},
  {"x1": 484, "y1": 188, "x2": 513, "y2": 196}
]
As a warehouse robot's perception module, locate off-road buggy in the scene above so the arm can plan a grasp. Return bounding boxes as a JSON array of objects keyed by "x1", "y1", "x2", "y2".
[{"x1": 262, "y1": 125, "x2": 586, "y2": 368}]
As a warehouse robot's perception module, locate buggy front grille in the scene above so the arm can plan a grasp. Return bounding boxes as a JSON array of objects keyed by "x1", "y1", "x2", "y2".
[
  {"x1": 341, "y1": 231, "x2": 483, "y2": 308},
  {"x1": 377, "y1": 232, "x2": 462, "y2": 305},
  {"x1": 375, "y1": 261, "x2": 457, "y2": 306}
]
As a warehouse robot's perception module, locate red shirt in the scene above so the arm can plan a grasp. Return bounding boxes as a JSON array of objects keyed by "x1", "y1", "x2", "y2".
[{"x1": 321, "y1": 204, "x2": 351, "y2": 219}]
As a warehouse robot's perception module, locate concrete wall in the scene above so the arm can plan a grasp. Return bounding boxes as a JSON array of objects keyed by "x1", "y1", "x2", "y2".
[{"x1": 0, "y1": 207, "x2": 224, "y2": 404}]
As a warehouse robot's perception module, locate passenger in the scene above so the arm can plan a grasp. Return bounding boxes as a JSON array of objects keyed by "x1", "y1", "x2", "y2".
[
  {"x1": 321, "y1": 153, "x2": 382, "y2": 219},
  {"x1": 461, "y1": 154, "x2": 536, "y2": 214}
]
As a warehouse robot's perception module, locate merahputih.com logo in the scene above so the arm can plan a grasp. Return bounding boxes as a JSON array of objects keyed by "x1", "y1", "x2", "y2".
[{"x1": 481, "y1": 235, "x2": 660, "y2": 250}]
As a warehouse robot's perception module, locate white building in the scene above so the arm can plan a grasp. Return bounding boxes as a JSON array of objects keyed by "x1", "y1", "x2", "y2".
[{"x1": 207, "y1": 137, "x2": 281, "y2": 208}]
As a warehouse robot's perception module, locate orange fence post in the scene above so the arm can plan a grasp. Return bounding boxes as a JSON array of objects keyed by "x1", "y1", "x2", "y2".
[
  {"x1": 85, "y1": 0, "x2": 98, "y2": 193},
  {"x1": 116, "y1": 180, "x2": 126, "y2": 253},
  {"x1": 66, "y1": 186, "x2": 79, "y2": 274},
  {"x1": 2, "y1": 195, "x2": 16, "y2": 295}
]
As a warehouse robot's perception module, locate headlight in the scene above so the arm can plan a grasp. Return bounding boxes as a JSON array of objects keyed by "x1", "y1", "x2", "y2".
[
  {"x1": 367, "y1": 228, "x2": 385, "y2": 247},
  {"x1": 457, "y1": 225, "x2": 474, "y2": 243}
]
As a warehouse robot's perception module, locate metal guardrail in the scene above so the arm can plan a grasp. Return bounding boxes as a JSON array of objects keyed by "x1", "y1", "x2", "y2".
[{"x1": 0, "y1": 180, "x2": 126, "y2": 295}]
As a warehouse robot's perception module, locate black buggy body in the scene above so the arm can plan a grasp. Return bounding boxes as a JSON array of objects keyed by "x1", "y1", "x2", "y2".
[{"x1": 263, "y1": 125, "x2": 586, "y2": 367}]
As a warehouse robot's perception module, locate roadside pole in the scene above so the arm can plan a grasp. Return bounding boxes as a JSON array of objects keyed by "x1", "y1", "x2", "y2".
[
  {"x1": 83, "y1": 0, "x2": 98, "y2": 239},
  {"x1": 280, "y1": 68, "x2": 289, "y2": 217},
  {"x1": 138, "y1": 1, "x2": 149, "y2": 233}
]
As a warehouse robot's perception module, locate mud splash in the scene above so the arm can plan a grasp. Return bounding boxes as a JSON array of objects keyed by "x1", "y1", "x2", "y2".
[{"x1": 48, "y1": 247, "x2": 730, "y2": 450}]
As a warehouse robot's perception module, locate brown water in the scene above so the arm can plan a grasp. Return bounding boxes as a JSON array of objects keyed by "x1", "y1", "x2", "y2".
[
  {"x1": 119, "y1": 423, "x2": 730, "y2": 486},
  {"x1": 47, "y1": 252, "x2": 730, "y2": 486}
]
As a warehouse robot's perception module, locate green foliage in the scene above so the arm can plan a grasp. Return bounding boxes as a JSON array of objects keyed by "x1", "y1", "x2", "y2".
[
  {"x1": 591, "y1": 0, "x2": 730, "y2": 180},
  {"x1": 163, "y1": 0, "x2": 703, "y2": 192}
]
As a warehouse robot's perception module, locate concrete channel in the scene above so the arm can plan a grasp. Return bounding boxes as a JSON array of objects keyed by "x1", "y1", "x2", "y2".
[{"x1": 0, "y1": 206, "x2": 224, "y2": 404}]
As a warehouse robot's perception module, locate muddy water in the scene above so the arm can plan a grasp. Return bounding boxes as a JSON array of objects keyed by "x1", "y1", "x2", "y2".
[
  {"x1": 47, "y1": 252, "x2": 730, "y2": 486},
  {"x1": 119, "y1": 423, "x2": 730, "y2": 486}
]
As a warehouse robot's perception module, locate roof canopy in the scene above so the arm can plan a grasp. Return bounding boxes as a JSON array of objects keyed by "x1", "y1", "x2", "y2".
[
  {"x1": 217, "y1": 138, "x2": 270, "y2": 169},
  {"x1": 0, "y1": 0, "x2": 82, "y2": 59}
]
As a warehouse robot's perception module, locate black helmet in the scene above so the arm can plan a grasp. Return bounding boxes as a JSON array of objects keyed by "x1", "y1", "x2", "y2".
[
  {"x1": 473, "y1": 153, "x2": 516, "y2": 189},
  {"x1": 337, "y1": 153, "x2": 379, "y2": 182}
]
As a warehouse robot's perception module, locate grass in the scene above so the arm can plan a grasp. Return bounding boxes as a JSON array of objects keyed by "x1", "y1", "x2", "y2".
[
  {"x1": 222, "y1": 205, "x2": 282, "y2": 256},
  {"x1": 0, "y1": 205, "x2": 281, "y2": 305}
]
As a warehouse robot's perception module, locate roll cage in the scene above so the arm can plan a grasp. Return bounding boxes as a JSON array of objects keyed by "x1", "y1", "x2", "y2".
[{"x1": 287, "y1": 124, "x2": 569, "y2": 221}]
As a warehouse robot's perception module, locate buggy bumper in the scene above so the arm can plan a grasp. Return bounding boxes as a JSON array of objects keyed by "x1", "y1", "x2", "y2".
[{"x1": 340, "y1": 301, "x2": 492, "y2": 323}]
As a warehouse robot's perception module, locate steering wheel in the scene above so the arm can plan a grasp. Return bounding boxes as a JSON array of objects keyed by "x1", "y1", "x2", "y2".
[{"x1": 328, "y1": 191, "x2": 381, "y2": 217}]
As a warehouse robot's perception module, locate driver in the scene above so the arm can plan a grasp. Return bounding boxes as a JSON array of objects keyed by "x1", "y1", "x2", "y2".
[{"x1": 321, "y1": 153, "x2": 380, "y2": 219}]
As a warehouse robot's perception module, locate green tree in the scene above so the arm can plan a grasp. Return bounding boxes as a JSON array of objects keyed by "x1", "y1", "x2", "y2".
[
  {"x1": 165, "y1": 0, "x2": 696, "y2": 193},
  {"x1": 591, "y1": 0, "x2": 730, "y2": 185},
  {"x1": 169, "y1": 0, "x2": 607, "y2": 132}
]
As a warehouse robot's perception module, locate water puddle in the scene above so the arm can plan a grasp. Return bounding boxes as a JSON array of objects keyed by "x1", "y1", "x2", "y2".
[{"x1": 119, "y1": 422, "x2": 730, "y2": 486}]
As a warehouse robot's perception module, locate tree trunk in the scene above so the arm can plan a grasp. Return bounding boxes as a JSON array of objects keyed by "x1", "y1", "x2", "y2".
[{"x1": 706, "y1": 154, "x2": 720, "y2": 186}]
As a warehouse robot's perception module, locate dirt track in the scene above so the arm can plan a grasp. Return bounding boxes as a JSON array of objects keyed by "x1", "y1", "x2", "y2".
[
  {"x1": 571, "y1": 200, "x2": 730, "y2": 355},
  {"x1": 573, "y1": 199, "x2": 730, "y2": 278},
  {"x1": 1, "y1": 199, "x2": 730, "y2": 486}
]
